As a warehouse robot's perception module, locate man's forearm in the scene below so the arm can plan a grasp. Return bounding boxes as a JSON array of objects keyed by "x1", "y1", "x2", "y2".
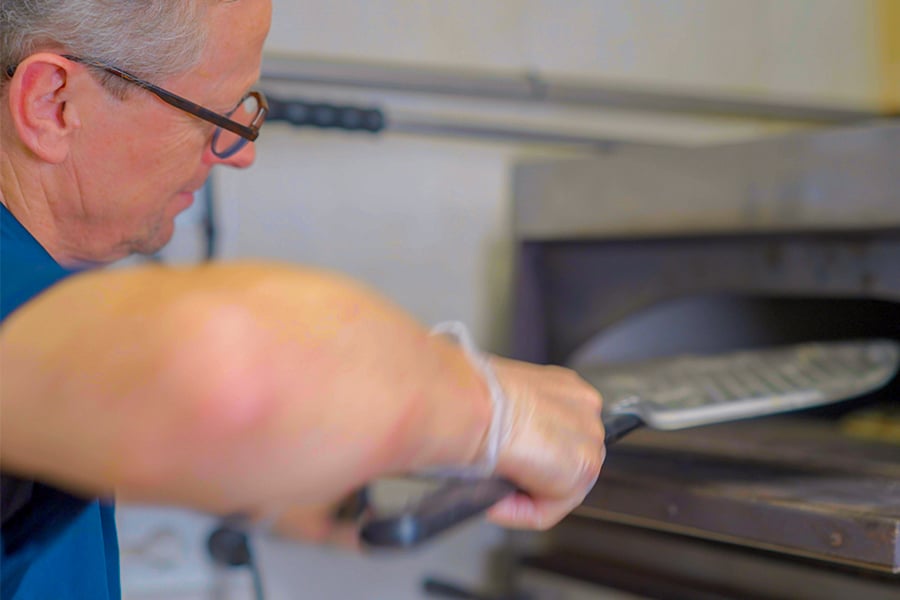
[{"x1": 0, "y1": 261, "x2": 492, "y2": 513}]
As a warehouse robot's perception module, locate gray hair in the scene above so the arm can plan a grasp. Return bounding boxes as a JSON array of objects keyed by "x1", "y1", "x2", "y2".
[{"x1": 1, "y1": 1, "x2": 213, "y2": 95}]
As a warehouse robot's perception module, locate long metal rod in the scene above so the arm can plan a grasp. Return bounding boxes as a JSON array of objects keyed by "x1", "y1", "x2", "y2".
[
  {"x1": 262, "y1": 54, "x2": 889, "y2": 124},
  {"x1": 388, "y1": 117, "x2": 626, "y2": 151}
]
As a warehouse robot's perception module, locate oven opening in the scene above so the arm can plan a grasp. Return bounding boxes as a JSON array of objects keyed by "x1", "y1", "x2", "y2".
[{"x1": 568, "y1": 294, "x2": 900, "y2": 416}]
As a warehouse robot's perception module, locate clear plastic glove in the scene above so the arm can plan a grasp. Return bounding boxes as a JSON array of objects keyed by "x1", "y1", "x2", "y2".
[{"x1": 484, "y1": 355, "x2": 605, "y2": 530}]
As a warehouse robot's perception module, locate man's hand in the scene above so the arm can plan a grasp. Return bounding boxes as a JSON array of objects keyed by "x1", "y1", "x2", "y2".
[{"x1": 485, "y1": 356, "x2": 605, "y2": 530}]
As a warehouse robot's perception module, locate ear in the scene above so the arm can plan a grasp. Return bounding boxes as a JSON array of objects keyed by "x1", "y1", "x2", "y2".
[{"x1": 6, "y1": 53, "x2": 83, "y2": 164}]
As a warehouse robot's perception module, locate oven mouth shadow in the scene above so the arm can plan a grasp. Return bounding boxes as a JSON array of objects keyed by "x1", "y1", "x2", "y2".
[{"x1": 567, "y1": 293, "x2": 900, "y2": 417}]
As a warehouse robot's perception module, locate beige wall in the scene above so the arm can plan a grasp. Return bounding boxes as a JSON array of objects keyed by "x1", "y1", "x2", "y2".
[{"x1": 267, "y1": 0, "x2": 883, "y2": 109}]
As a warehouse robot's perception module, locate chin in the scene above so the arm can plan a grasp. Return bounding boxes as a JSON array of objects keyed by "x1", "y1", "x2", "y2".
[
  {"x1": 176, "y1": 191, "x2": 196, "y2": 211},
  {"x1": 131, "y1": 221, "x2": 177, "y2": 257}
]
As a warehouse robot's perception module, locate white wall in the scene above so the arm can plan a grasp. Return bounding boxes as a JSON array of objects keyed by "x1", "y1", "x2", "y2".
[
  {"x1": 215, "y1": 131, "x2": 523, "y2": 349},
  {"x1": 266, "y1": 0, "x2": 883, "y2": 109}
]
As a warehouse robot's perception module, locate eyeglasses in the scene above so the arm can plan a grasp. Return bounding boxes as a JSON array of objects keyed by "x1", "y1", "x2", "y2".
[{"x1": 5, "y1": 55, "x2": 268, "y2": 159}]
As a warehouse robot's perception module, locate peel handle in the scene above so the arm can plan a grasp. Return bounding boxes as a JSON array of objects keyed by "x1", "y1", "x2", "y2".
[{"x1": 360, "y1": 412, "x2": 643, "y2": 548}]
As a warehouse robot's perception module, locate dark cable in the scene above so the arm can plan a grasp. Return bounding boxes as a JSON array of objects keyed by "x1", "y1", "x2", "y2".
[
  {"x1": 201, "y1": 177, "x2": 217, "y2": 261},
  {"x1": 207, "y1": 521, "x2": 265, "y2": 600}
]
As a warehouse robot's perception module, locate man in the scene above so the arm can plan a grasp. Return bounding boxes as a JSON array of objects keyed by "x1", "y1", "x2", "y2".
[{"x1": 0, "y1": 1, "x2": 606, "y2": 598}]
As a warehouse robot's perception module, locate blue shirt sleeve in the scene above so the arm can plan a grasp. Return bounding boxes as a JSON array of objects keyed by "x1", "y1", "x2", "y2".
[{"x1": 1, "y1": 204, "x2": 119, "y2": 599}]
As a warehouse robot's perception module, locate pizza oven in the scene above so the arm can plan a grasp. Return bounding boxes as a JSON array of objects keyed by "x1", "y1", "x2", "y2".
[{"x1": 502, "y1": 121, "x2": 900, "y2": 599}]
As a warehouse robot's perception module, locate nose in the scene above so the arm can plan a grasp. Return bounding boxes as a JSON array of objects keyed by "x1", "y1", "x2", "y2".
[
  {"x1": 208, "y1": 140, "x2": 257, "y2": 169},
  {"x1": 225, "y1": 141, "x2": 256, "y2": 168}
]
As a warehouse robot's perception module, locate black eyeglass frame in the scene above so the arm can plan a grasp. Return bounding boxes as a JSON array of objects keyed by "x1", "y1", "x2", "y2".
[{"x1": 6, "y1": 55, "x2": 268, "y2": 158}]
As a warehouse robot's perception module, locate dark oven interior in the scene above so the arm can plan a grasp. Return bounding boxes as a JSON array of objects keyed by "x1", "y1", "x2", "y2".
[{"x1": 512, "y1": 233, "x2": 900, "y2": 414}]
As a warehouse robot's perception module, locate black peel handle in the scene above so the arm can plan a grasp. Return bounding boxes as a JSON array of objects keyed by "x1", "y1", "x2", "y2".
[
  {"x1": 603, "y1": 411, "x2": 644, "y2": 444},
  {"x1": 360, "y1": 412, "x2": 643, "y2": 548}
]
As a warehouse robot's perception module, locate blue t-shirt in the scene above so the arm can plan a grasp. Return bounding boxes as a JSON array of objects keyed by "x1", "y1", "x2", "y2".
[{"x1": 1, "y1": 204, "x2": 121, "y2": 599}]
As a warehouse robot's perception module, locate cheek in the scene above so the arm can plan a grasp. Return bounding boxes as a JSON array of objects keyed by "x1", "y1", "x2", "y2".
[
  {"x1": 78, "y1": 100, "x2": 210, "y2": 203},
  {"x1": 131, "y1": 125, "x2": 209, "y2": 188}
]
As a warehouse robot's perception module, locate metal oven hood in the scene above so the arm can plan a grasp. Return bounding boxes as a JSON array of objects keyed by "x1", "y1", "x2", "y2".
[{"x1": 514, "y1": 120, "x2": 900, "y2": 241}]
